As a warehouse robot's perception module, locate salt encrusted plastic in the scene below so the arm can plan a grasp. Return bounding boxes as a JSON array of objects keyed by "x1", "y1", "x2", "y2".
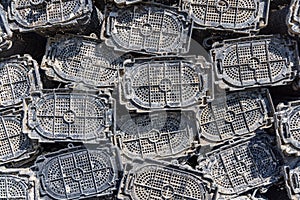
[
  {"x1": 8, "y1": 0, "x2": 93, "y2": 33},
  {"x1": 197, "y1": 88, "x2": 274, "y2": 145},
  {"x1": 118, "y1": 158, "x2": 210, "y2": 200},
  {"x1": 284, "y1": 159, "x2": 300, "y2": 200},
  {"x1": 103, "y1": 4, "x2": 192, "y2": 55},
  {"x1": 24, "y1": 89, "x2": 114, "y2": 143},
  {"x1": 114, "y1": 111, "x2": 199, "y2": 161},
  {"x1": 34, "y1": 144, "x2": 123, "y2": 200},
  {"x1": 0, "y1": 167, "x2": 36, "y2": 200},
  {"x1": 275, "y1": 100, "x2": 300, "y2": 156},
  {"x1": 120, "y1": 56, "x2": 213, "y2": 111},
  {"x1": 197, "y1": 135, "x2": 281, "y2": 198},
  {"x1": 41, "y1": 35, "x2": 123, "y2": 88},
  {"x1": 211, "y1": 35, "x2": 299, "y2": 91},
  {"x1": 0, "y1": 5, "x2": 13, "y2": 52},
  {"x1": 181, "y1": 0, "x2": 270, "y2": 33},
  {"x1": 0, "y1": 55, "x2": 42, "y2": 108},
  {"x1": 287, "y1": 0, "x2": 300, "y2": 36}
]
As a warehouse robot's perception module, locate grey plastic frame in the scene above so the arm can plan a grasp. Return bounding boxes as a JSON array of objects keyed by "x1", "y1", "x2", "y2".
[
  {"x1": 283, "y1": 159, "x2": 300, "y2": 200},
  {"x1": 0, "y1": 5, "x2": 13, "y2": 52},
  {"x1": 287, "y1": 0, "x2": 300, "y2": 36}
]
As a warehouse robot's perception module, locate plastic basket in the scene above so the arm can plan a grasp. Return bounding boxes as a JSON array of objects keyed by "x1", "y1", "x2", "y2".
[
  {"x1": 287, "y1": 0, "x2": 300, "y2": 36},
  {"x1": 197, "y1": 88, "x2": 274, "y2": 145},
  {"x1": 41, "y1": 35, "x2": 123, "y2": 88},
  {"x1": 211, "y1": 35, "x2": 299, "y2": 91},
  {"x1": 197, "y1": 135, "x2": 281, "y2": 197},
  {"x1": 275, "y1": 100, "x2": 300, "y2": 156},
  {"x1": 115, "y1": 112, "x2": 198, "y2": 161},
  {"x1": 121, "y1": 56, "x2": 213, "y2": 111},
  {"x1": 118, "y1": 158, "x2": 209, "y2": 200},
  {"x1": 0, "y1": 168, "x2": 36, "y2": 200},
  {"x1": 24, "y1": 89, "x2": 114, "y2": 143},
  {"x1": 8, "y1": 0, "x2": 93, "y2": 33},
  {"x1": 284, "y1": 159, "x2": 300, "y2": 200},
  {"x1": 34, "y1": 144, "x2": 123, "y2": 200},
  {"x1": 0, "y1": 5, "x2": 13, "y2": 52},
  {"x1": 104, "y1": 4, "x2": 192, "y2": 55},
  {"x1": 181, "y1": 0, "x2": 270, "y2": 33},
  {"x1": 0, "y1": 55, "x2": 42, "y2": 108}
]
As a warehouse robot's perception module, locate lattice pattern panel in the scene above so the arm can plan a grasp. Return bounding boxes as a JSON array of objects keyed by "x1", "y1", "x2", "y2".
[
  {"x1": 0, "y1": 6, "x2": 13, "y2": 52},
  {"x1": 181, "y1": 0, "x2": 270, "y2": 33},
  {"x1": 25, "y1": 89, "x2": 113, "y2": 143},
  {"x1": 8, "y1": 0, "x2": 93, "y2": 33},
  {"x1": 41, "y1": 35, "x2": 122, "y2": 88},
  {"x1": 121, "y1": 56, "x2": 213, "y2": 111},
  {"x1": 211, "y1": 36, "x2": 299, "y2": 91},
  {"x1": 276, "y1": 100, "x2": 300, "y2": 155},
  {"x1": 118, "y1": 159, "x2": 208, "y2": 200},
  {"x1": 104, "y1": 5, "x2": 192, "y2": 54},
  {"x1": 0, "y1": 55, "x2": 42, "y2": 108},
  {"x1": 197, "y1": 89, "x2": 274, "y2": 144},
  {"x1": 197, "y1": 136, "x2": 281, "y2": 196},
  {"x1": 35, "y1": 145, "x2": 122, "y2": 200},
  {"x1": 287, "y1": 0, "x2": 300, "y2": 36},
  {"x1": 115, "y1": 112, "x2": 198, "y2": 160}
]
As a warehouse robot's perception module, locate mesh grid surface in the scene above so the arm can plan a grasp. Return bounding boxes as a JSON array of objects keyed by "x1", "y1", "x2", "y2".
[
  {"x1": 182, "y1": 0, "x2": 269, "y2": 33},
  {"x1": 37, "y1": 146, "x2": 121, "y2": 199},
  {"x1": 42, "y1": 36, "x2": 122, "y2": 87},
  {"x1": 198, "y1": 137, "x2": 280, "y2": 195},
  {"x1": 287, "y1": 0, "x2": 300, "y2": 35},
  {"x1": 116, "y1": 112, "x2": 196, "y2": 160},
  {"x1": 197, "y1": 89, "x2": 273, "y2": 143},
  {"x1": 8, "y1": 0, "x2": 93, "y2": 32},
  {"x1": 105, "y1": 5, "x2": 192, "y2": 54},
  {"x1": 0, "y1": 116, "x2": 30, "y2": 163},
  {"x1": 212, "y1": 36, "x2": 298, "y2": 90},
  {"x1": 27, "y1": 91, "x2": 112, "y2": 142},
  {"x1": 120, "y1": 161, "x2": 207, "y2": 200},
  {"x1": 0, "y1": 6, "x2": 12, "y2": 52},
  {"x1": 0, "y1": 175, "x2": 28, "y2": 199},
  {"x1": 122, "y1": 57, "x2": 212, "y2": 110}
]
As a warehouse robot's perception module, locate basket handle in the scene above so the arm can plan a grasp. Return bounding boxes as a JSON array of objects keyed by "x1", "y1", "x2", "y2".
[
  {"x1": 124, "y1": 173, "x2": 135, "y2": 191},
  {"x1": 29, "y1": 0, "x2": 47, "y2": 5}
]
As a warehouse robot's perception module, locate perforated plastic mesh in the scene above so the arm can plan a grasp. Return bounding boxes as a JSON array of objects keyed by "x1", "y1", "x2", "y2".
[
  {"x1": 0, "y1": 175, "x2": 29, "y2": 199},
  {"x1": 116, "y1": 112, "x2": 197, "y2": 160},
  {"x1": 8, "y1": 0, "x2": 93, "y2": 33},
  {"x1": 197, "y1": 89, "x2": 273, "y2": 143},
  {"x1": 212, "y1": 36, "x2": 299, "y2": 90},
  {"x1": 121, "y1": 57, "x2": 213, "y2": 111},
  {"x1": 0, "y1": 6, "x2": 12, "y2": 52},
  {"x1": 0, "y1": 116, "x2": 31, "y2": 164},
  {"x1": 119, "y1": 160, "x2": 207, "y2": 200},
  {"x1": 42, "y1": 35, "x2": 122, "y2": 87},
  {"x1": 182, "y1": 0, "x2": 269, "y2": 33},
  {"x1": 0, "y1": 55, "x2": 41, "y2": 108},
  {"x1": 105, "y1": 5, "x2": 192, "y2": 54},
  {"x1": 36, "y1": 145, "x2": 122, "y2": 199},
  {"x1": 198, "y1": 137, "x2": 280, "y2": 195},
  {"x1": 26, "y1": 90, "x2": 113, "y2": 143},
  {"x1": 287, "y1": 0, "x2": 300, "y2": 36}
]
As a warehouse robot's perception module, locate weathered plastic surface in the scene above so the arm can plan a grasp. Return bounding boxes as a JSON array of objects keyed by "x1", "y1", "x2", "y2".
[
  {"x1": 181, "y1": 0, "x2": 270, "y2": 33},
  {"x1": 284, "y1": 159, "x2": 300, "y2": 200},
  {"x1": 34, "y1": 144, "x2": 123, "y2": 200},
  {"x1": 41, "y1": 35, "x2": 123, "y2": 88},
  {"x1": 104, "y1": 5, "x2": 192, "y2": 55},
  {"x1": 0, "y1": 55, "x2": 42, "y2": 108},
  {"x1": 275, "y1": 100, "x2": 300, "y2": 155},
  {"x1": 0, "y1": 5, "x2": 12, "y2": 52},
  {"x1": 8, "y1": 0, "x2": 93, "y2": 33},
  {"x1": 115, "y1": 112, "x2": 198, "y2": 161},
  {"x1": 24, "y1": 89, "x2": 114, "y2": 143},
  {"x1": 118, "y1": 158, "x2": 209, "y2": 200},
  {"x1": 121, "y1": 56, "x2": 213, "y2": 111},
  {"x1": 197, "y1": 136, "x2": 281, "y2": 197},
  {"x1": 211, "y1": 35, "x2": 299, "y2": 91},
  {"x1": 197, "y1": 89, "x2": 274, "y2": 145},
  {"x1": 0, "y1": 168, "x2": 36, "y2": 200},
  {"x1": 287, "y1": 0, "x2": 300, "y2": 36}
]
